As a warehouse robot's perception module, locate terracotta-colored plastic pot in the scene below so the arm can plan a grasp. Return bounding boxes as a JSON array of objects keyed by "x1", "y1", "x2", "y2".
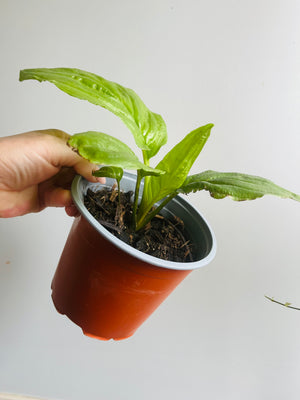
[{"x1": 51, "y1": 173, "x2": 216, "y2": 340}]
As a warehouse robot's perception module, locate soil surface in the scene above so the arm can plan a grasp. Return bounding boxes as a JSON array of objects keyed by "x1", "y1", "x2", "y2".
[{"x1": 84, "y1": 186, "x2": 194, "y2": 262}]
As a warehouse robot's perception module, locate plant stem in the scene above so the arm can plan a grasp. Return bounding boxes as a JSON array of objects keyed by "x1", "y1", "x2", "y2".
[
  {"x1": 132, "y1": 170, "x2": 143, "y2": 230},
  {"x1": 136, "y1": 192, "x2": 177, "y2": 231},
  {"x1": 265, "y1": 295, "x2": 300, "y2": 310},
  {"x1": 117, "y1": 178, "x2": 121, "y2": 206},
  {"x1": 142, "y1": 150, "x2": 149, "y2": 166}
]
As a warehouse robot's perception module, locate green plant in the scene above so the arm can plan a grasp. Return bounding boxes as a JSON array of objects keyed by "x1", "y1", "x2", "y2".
[{"x1": 19, "y1": 68, "x2": 300, "y2": 231}]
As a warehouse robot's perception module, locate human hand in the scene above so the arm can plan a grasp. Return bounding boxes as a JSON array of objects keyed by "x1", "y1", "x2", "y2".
[{"x1": 0, "y1": 129, "x2": 103, "y2": 218}]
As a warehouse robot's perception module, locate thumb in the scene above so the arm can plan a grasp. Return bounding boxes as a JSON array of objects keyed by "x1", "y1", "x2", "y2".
[
  {"x1": 41, "y1": 129, "x2": 104, "y2": 183},
  {"x1": 72, "y1": 157, "x2": 104, "y2": 183}
]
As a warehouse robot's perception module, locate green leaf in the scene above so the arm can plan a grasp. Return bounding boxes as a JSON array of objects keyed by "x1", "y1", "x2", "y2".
[
  {"x1": 19, "y1": 68, "x2": 167, "y2": 158},
  {"x1": 178, "y1": 170, "x2": 300, "y2": 201},
  {"x1": 68, "y1": 131, "x2": 163, "y2": 175},
  {"x1": 138, "y1": 124, "x2": 213, "y2": 222},
  {"x1": 93, "y1": 166, "x2": 123, "y2": 182}
]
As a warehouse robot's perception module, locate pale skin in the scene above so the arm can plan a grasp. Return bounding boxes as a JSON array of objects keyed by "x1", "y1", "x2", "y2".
[{"x1": 0, "y1": 129, "x2": 104, "y2": 218}]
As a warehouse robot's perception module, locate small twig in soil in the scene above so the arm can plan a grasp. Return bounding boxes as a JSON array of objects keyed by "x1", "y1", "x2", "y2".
[
  {"x1": 87, "y1": 191, "x2": 110, "y2": 215},
  {"x1": 167, "y1": 218, "x2": 193, "y2": 262},
  {"x1": 98, "y1": 219, "x2": 123, "y2": 234}
]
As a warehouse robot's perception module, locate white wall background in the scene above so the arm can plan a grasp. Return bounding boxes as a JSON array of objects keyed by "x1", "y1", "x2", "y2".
[{"x1": 1, "y1": 0, "x2": 300, "y2": 399}]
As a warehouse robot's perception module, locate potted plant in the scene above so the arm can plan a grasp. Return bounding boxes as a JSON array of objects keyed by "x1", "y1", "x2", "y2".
[{"x1": 20, "y1": 68, "x2": 300, "y2": 340}]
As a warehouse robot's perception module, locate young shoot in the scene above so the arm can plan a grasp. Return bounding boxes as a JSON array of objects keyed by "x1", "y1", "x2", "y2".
[{"x1": 93, "y1": 166, "x2": 123, "y2": 205}]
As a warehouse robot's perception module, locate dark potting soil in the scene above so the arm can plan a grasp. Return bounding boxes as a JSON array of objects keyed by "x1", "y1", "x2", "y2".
[{"x1": 84, "y1": 187, "x2": 194, "y2": 262}]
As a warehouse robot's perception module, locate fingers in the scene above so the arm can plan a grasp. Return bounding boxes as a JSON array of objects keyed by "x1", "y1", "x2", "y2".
[
  {"x1": 40, "y1": 186, "x2": 80, "y2": 217},
  {"x1": 65, "y1": 204, "x2": 80, "y2": 217},
  {"x1": 0, "y1": 130, "x2": 106, "y2": 218},
  {"x1": 72, "y1": 158, "x2": 105, "y2": 184},
  {"x1": 40, "y1": 186, "x2": 73, "y2": 209}
]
